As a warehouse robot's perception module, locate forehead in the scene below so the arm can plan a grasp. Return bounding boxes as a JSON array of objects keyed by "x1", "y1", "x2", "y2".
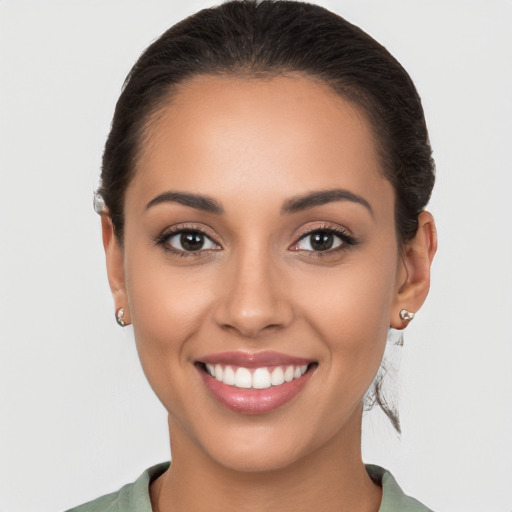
[{"x1": 128, "y1": 74, "x2": 393, "y2": 214}]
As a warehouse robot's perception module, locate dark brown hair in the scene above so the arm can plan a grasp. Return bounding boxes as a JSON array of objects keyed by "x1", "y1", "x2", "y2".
[{"x1": 97, "y1": 0, "x2": 435, "y2": 431}]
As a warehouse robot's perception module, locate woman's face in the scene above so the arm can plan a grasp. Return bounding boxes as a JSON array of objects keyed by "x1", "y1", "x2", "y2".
[{"x1": 115, "y1": 75, "x2": 408, "y2": 471}]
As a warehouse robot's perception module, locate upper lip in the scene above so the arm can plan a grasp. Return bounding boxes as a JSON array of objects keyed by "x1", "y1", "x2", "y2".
[{"x1": 197, "y1": 351, "x2": 314, "y2": 368}]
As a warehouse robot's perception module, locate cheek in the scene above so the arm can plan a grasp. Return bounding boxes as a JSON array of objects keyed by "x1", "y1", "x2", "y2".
[
  {"x1": 123, "y1": 247, "x2": 214, "y2": 369},
  {"x1": 297, "y1": 248, "x2": 398, "y2": 378},
  {"x1": 122, "y1": 251, "x2": 221, "y2": 417}
]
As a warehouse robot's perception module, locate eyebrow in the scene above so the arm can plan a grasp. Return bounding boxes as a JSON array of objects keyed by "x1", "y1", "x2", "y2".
[
  {"x1": 281, "y1": 189, "x2": 373, "y2": 216},
  {"x1": 145, "y1": 188, "x2": 372, "y2": 217},
  {"x1": 145, "y1": 191, "x2": 224, "y2": 214}
]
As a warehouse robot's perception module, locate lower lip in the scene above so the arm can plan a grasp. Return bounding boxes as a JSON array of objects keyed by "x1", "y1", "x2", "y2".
[{"x1": 198, "y1": 366, "x2": 315, "y2": 414}]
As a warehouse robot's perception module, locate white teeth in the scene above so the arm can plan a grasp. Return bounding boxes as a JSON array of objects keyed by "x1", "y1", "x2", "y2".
[
  {"x1": 234, "y1": 367, "x2": 252, "y2": 389},
  {"x1": 222, "y1": 365, "x2": 235, "y2": 385},
  {"x1": 252, "y1": 368, "x2": 272, "y2": 389},
  {"x1": 206, "y1": 363, "x2": 310, "y2": 389},
  {"x1": 271, "y1": 366, "x2": 285, "y2": 385}
]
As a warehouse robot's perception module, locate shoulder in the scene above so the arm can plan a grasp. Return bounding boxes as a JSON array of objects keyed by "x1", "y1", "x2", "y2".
[
  {"x1": 65, "y1": 462, "x2": 169, "y2": 512},
  {"x1": 366, "y1": 464, "x2": 435, "y2": 512}
]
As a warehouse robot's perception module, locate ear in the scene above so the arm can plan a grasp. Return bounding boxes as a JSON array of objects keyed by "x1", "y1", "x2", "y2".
[
  {"x1": 391, "y1": 211, "x2": 437, "y2": 329},
  {"x1": 101, "y1": 214, "x2": 131, "y2": 325}
]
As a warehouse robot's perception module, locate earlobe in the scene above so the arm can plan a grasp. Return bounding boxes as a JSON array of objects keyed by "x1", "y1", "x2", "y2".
[
  {"x1": 391, "y1": 211, "x2": 437, "y2": 329},
  {"x1": 101, "y1": 215, "x2": 131, "y2": 325}
]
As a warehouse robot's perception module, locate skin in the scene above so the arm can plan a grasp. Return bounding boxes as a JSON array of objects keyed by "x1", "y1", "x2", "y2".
[{"x1": 102, "y1": 75, "x2": 437, "y2": 512}]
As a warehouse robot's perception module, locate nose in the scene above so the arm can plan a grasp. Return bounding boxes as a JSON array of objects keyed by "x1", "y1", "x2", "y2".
[{"x1": 214, "y1": 247, "x2": 294, "y2": 338}]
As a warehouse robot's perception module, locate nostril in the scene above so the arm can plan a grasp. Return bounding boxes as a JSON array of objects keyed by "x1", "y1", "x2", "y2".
[
  {"x1": 213, "y1": 273, "x2": 294, "y2": 337},
  {"x1": 263, "y1": 323, "x2": 286, "y2": 332},
  {"x1": 218, "y1": 320, "x2": 287, "y2": 338},
  {"x1": 216, "y1": 311, "x2": 289, "y2": 338}
]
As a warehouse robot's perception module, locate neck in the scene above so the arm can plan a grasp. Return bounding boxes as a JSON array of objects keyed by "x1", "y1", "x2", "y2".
[{"x1": 151, "y1": 406, "x2": 381, "y2": 512}]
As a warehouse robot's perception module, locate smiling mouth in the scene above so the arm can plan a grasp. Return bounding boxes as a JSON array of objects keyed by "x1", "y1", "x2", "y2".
[
  {"x1": 195, "y1": 351, "x2": 318, "y2": 413},
  {"x1": 198, "y1": 362, "x2": 316, "y2": 389}
]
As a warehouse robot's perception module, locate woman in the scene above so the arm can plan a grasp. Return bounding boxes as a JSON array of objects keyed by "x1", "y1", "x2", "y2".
[{"x1": 69, "y1": 1, "x2": 437, "y2": 510}]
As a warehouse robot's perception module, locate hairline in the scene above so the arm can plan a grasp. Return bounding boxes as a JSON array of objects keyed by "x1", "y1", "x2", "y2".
[{"x1": 120, "y1": 69, "x2": 402, "y2": 246}]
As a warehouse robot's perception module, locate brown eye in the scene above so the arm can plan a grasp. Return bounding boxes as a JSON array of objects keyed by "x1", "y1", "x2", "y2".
[
  {"x1": 310, "y1": 232, "x2": 334, "y2": 251},
  {"x1": 181, "y1": 232, "x2": 205, "y2": 251},
  {"x1": 295, "y1": 230, "x2": 343, "y2": 252},
  {"x1": 166, "y1": 230, "x2": 219, "y2": 252}
]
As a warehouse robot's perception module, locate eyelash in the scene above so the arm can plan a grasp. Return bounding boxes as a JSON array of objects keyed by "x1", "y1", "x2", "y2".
[
  {"x1": 291, "y1": 224, "x2": 357, "y2": 258},
  {"x1": 154, "y1": 224, "x2": 357, "y2": 258},
  {"x1": 155, "y1": 225, "x2": 221, "y2": 258}
]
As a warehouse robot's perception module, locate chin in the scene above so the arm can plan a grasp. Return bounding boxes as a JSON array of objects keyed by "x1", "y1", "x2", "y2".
[
  {"x1": 208, "y1": 441, "x2": 307, "y2": 474},
  {"x1": 187, "y1": 410, "x2": 346, "y2": 475}
]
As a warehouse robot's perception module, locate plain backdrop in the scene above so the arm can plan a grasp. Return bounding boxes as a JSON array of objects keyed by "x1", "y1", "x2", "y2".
[{"x1": 1, "y1": 1, "x2": 511, "y2": 511}]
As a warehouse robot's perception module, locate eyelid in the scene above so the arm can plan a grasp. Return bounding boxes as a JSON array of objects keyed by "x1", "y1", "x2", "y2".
[
  {"x1": 293, "y1": 222, "x2": 354, "y2": 241},
  {"x1": 155, "y1": 223, "x2": 222, "y2": 253},
  {"x1": 289, "y1": 222, "x2": 357, "y2": 252}
]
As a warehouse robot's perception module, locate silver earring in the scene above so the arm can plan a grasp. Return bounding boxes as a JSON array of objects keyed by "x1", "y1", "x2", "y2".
[
  {"x1": 116, "y1": 308, "x2": 126, "y2": 327},
  {"x1": 399, "y1": 309, "x2": 415, "y2": 322}
]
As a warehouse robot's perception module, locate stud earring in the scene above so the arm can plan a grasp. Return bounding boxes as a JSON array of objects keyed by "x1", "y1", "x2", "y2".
[
  {"x1": 399, "y1": 309, "x2": 415, "y2": 322},
  {"x1": 116, "y1": 308, "x2": 126, "y2": 327}
]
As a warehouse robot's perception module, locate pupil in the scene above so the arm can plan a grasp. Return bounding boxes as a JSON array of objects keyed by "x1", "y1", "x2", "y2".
[
  {"x1": 311, "y1": 232, "x2": 333, "y2": 251},
  {"x1": 181, "y1": 232, "x2": 204, "y2": 251}
]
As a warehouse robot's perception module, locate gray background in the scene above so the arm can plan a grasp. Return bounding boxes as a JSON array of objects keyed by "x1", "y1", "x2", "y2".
[{"x1": 1, "y1": 1, "x2": 511, "y2": 511}]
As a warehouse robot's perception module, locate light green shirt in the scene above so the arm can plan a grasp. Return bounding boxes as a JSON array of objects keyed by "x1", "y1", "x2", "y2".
[{"x1": 66, "y1": 463, "x2": 434, "y2": 511}]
